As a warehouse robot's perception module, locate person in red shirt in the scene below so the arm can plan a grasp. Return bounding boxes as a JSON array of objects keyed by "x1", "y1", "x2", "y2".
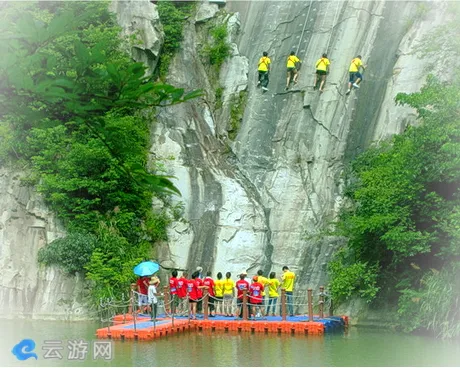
[
  {"x1": 136, "y1": 276, "x2": 150, "y2": 314},
  {"x1": 249, "y1": 276, "x2": 264, "y2": 319},
  {"x1": 176, "y1": 271, "x2": 187, "y2": 315},
  {"x1": 235, "y1": 272, "x2": 250, "y2": 319},
  {"x1": 203, "y1": 271, "x2": 216, "y2": 317},
  {"x1": 195, "y1": 274, "x2": 204, "y2": 314},
  {"x1": 186, "y1": 272, "x2": 199, "y2": 320},
  {"x1": 169, "y1": 270, "x2": 179, "y2": 314}
]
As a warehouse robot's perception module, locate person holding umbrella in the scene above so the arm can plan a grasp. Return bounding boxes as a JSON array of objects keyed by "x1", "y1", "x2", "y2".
[{"x1": 133, "y1": 261, "x2": 160, "y2": 314}]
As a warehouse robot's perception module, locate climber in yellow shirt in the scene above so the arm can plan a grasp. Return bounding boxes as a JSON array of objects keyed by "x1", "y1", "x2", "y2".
[
  {"x1": 257, "y1": 51, "x2": 271, "y2": 92},
  {"x1": 346, "y1": 55, "x2": 366, "y2": 95},
  {"x1": 286, "y1": 51, "x2": 301, "y2": 90},
  {"x1": 313, "y1": 53, "x2": 331, "y2": 93}
]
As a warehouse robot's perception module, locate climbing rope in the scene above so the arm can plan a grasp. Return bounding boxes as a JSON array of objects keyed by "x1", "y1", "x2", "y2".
[
  {"x1": 295, "y1": 0, "x2": 315, "y2": 56},
  {"x1": 325, "y1": 0, "x2": 341, "y2": 53}
]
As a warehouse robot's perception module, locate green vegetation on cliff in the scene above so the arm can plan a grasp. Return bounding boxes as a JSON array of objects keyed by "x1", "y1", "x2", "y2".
[
  {"x1": 330, "y1": 70, "x2": 460, "y2": 340},
  {"x1": 0, "y1": 2, "x2": 199, "y2": 303},
  {"x1": 157, "y1": 0, "x2": 195, "y2": 78}
]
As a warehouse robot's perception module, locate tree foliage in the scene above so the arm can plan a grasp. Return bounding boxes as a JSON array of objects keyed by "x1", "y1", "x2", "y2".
[
  {"x1": 0, "y1": 2, "x2": 200, "y2": 303},
  {"x1": 331, "y1": 72, "x2": 460, "y2": 338}
]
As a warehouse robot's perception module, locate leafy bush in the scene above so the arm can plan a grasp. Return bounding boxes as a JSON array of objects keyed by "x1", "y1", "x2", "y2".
[
  {"x1": 398, "y1": 265, "x2": 460, "y2": 338},
  {"x1": 228, "y1": 90, "x2": 248, "y2": 140},
  {"x1": 38, "y1": 232, "x2": 97, "y2": 275},
  {"x1": 328, "y1": 250, "x2": 380, "y2": 303},
  {"x1": 202, "y1": 24, "x2": 231, "y2": 69}
]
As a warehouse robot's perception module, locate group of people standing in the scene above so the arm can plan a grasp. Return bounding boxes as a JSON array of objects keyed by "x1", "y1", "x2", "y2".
[
  {"x1": 136, "y1": 265, "x2": 296, "y2": 321},
  {"x1": 257, "y1": 51, "x2": 366, "y2": 94},
  {"x1": 168, "y1": 266, "x2": 296, "y2": 320}
]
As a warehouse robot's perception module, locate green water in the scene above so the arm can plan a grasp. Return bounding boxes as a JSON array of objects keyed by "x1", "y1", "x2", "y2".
[{"x1": 1, "y1": 319, "x2": 459, "y2": 366}]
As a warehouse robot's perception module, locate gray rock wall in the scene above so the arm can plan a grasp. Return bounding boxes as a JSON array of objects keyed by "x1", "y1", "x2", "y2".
[
  {"x1": 0, "y1": 169, "x2": 88, "y2": 319},
  {"x1": 154, "y1": 0, "x2": 449, "y2": 315}
]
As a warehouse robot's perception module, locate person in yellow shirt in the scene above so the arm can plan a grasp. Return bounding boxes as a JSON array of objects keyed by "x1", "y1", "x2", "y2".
[
  {"x1": 313, "y1": 53, "x2": 331, "y2": 93},
  {"x1": 222, "y1": 272, "x2": 235, "y2": 317},
  {"x1": 346, "y1": 55, "x2": 366, "y2": 95},
  {"x1": 214, "y1": 272, "x2": 224, "y2": 315},
  {"x1": 257, "y1": 51, "x2": 271, "y2": 92},
  {"x1": 266, "y1": 272, "x2": 280, "y2": 316},
  {"x1": 281, "y1": 266, "x2": 296, "y2": 317},
  {"x1": 256, "y1": 270, "x2": 270, "y2": 315},
  {"x1": 286, "y1": 51, "x2": 301, "y2": 90}
]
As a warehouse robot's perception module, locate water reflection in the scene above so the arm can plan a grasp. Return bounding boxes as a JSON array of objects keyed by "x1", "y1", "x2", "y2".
[{"x1": 1, "y1": 320, "x2": 460, "y2": 367}]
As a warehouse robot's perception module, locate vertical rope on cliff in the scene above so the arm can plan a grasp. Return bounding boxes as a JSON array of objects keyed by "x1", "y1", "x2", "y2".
[
  {"x1": 326, "y1": 1, "x2": 342, "y2": 52},
  {"x1": 295, "y1": 0, "x2": 314, "y2": 56}
]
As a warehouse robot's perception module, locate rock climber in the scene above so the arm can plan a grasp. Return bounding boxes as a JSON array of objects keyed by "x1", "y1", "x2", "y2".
[
  {"x1": 257, "y1": 51, "x2": 271, "y2": 91},
  {"x1": 313, "y1": 53, "x2": 330, "y2": 93},
  {"x1": 286, "y1": 51, "x2": 301, "y2": 90},
  {"x1": 346, "y1": 55, "x2": 366, "y2": 94}
]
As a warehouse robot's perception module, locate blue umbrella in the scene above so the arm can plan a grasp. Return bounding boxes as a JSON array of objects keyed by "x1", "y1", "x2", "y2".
[{"x1": 133, "y1": 261, "x2": 160, "y2": 277}]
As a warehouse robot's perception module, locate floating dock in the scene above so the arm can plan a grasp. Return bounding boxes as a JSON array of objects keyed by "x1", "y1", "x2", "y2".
[{"x1": 96, "y1": 314, "x2": 348, "y2": 341}]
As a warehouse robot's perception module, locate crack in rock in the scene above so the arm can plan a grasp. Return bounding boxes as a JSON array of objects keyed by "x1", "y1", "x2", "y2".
[
  {"x1": 307, "y1": 108, "x2": 341, "y2": 141},
  {"x1": 271, "y1": 5, "x2": 311, "y2": 33}
]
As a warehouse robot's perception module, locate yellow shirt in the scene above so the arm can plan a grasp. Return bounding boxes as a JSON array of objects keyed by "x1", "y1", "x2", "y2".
[
  {"x1": 258, "y1": 56, "x2": 271, "y2": 72},
  {"x1": 223, "y1": 278, "x2": 235, "y2": 295},
  {"x1": 281, "y1": 271, "x2": 295, "y2": 292},
  {"x1": 268, "y1": 278, "x2": 280, "y2": 298},
  {"x1": 257, "y1": 275, "x2": 270, "y2": 296},
  {"x1": 287, "y1": 55, "x2": 300, "y2": 68},
  {"x1": 349, "y1": 58, "x2": 362, "y2": 72},
  {"x1": 215, "y1": 279, "x2": 224, "y2": 297},
  {"x1": 315, "y1": 57, "x2": 330, "y2": 72}
]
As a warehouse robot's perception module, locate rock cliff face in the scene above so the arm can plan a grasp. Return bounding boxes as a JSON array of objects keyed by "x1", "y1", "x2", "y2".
[
  {"x1": 154, "y1": 0, "x2": 449, "y2": 314},
  {"x1": 0, "y1": 169, "x2": 88, "y2": 319},
  {"x1": 0, "y1": 0, "x2": 450, "y2": 319}
]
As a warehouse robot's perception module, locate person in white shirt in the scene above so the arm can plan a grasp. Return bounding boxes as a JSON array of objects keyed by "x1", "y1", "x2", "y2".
[{"x1": 148, "y1": 276, "x2": 161, "y2": 321}]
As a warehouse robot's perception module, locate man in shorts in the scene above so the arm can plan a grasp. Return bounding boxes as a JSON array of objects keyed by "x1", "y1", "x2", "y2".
[
  {"x1": 136, "y1": 276, "x2": 150, "y2": 314},
  {"x1": 186, "y1": 272, "x2": 199, "y2": 320},
  {"x1": 214, "y1": 272, "x2": 224, "y2": 315},
  {"x1": 235, "y1": 272, "x2": 250, "y2": 319},
  {"x1": 249, "y1": 276, "x2": 264, "y2": 319},
  {"x1": 346, "y1": 55, "x2": 366, "y2": 94},
  {"x1": 286, "y1": 51, "x2": 301, "y2": 90},
  {"x1": 313, "y1": 53, "x2": 330, "y2": 92},
  {"x1": 222, "y1": 272, "x2": 235, "y2": 317},
  {"x1": 203, "y1": 271, "x2": 216, "y2": 317},
  {"x1": 176, "y1": 271, "x2": 188, "y2": 316},
  {"x1": 169, "y1": 270, "x2": 179, "y2": 314}
]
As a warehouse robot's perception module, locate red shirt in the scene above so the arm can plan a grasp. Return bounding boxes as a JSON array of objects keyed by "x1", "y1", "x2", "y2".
[
  {"x1": 186, "y1": 279, "x2": 199, "y2": 300},
  {"x1": 249, "y1": 282, "x2": 264, "y2": 304},
  {"x1": 176, "y1": 277, "x2": 187, "y2": 299},
  {"x1": 196, "y1": 278, "x2": 204, "y2": 298},
  {"x1": 136, "y1": 277, "x2": 149, "y2": 295},
  {"x1": 169, "y1": 277, "x2": 178, "y2": 295},
  {"x1": 203, "y1": 277, "x2": 216, "y2": 297},
  {"x1": 235, "y1": 279, "x2": 250, "y2": 300}
]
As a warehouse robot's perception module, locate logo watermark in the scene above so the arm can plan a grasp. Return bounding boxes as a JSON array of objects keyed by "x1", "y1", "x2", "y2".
[{"x1": 12, "y1": 339, "x2": 113, "y2": 361}]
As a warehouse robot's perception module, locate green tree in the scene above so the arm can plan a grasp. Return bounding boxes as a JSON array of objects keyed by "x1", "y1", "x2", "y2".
[
  {"x1": 0, "y1": 2, "x2": 201, "y2": 303},
  {"x1": 331, "y1": 73, "x2": 460, "y2": 337}
]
